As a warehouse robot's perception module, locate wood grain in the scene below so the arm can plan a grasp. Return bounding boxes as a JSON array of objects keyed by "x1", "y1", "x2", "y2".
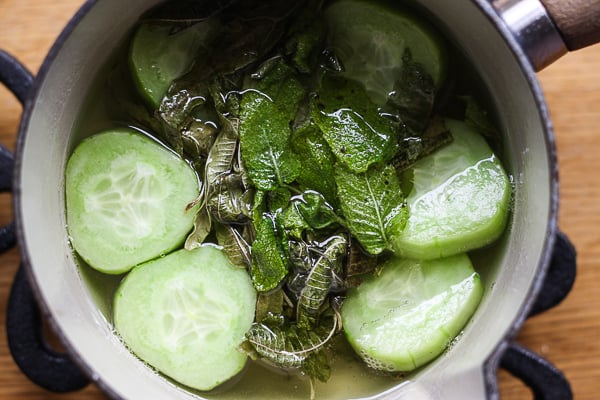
[
  {"x1": 0, "y1": 1, "x2": 599, "y2": 399},
  {"x1": 540, "y1": 0, "x2": 600, "y2": 51}
]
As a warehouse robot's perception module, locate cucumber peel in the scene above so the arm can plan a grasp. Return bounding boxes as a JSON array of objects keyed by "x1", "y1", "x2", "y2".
[
  {"x1": 341, "y1": 253, "x2": 483, "y2": 372},
  {"x1": 391, "y1": 120, "x2": 511, "y2": 259},
  {"x1": 113, "y1": 246, "x2": 257, "y2": 391},
  {"x1": 129, "y1": 21, "x2": 215, "y2": 108},
  {"x1": 65, "y1": 128, "x2": 199, "y2": 274}
]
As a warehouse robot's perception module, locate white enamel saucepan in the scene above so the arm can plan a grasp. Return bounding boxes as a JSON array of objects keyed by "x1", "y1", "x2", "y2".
[{"x1": 1, "y1": 0, "x2": 598, "y2": 399}]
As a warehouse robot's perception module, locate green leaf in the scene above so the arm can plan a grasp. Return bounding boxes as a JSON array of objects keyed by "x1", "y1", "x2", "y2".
[
  {"x1": 385, "y1": 49, "x2": 436, "y2": 134},
  {"x1": 266, "y1": 187, "x2": 292, "y2": 212},
  {"x1": 250, "y1": 213, "x2": 289, "y2": 292},
  {"x1": 311, "y1": 75, "x2": 398, "y2": 173},
  {"x1": 292, "y1": 191, "x2": 339, "y2": 230},
  {"x1": 252, "y1": 189, "x2": 267, "y2": 223},
  {"x1": 291, "y1": 109, "x2": 338, "y2": 205},
  {"x1": 276, "y1": 191, "x2": 340, "y2": 239},
  {"x1": 278, "y1": 204, "x2": 311, "y2": 240},
  {"x1": 255, "y1": 290, "x2": 285, "y2": 323},
  {"x1": 239, "y1": 58, "x2": 306, "y2": 190},
  {"x1": 335, "y1": 164, "x2": 408, "y2": 254}
]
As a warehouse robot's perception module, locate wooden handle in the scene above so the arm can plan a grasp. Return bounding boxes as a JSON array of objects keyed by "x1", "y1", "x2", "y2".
[{"x1": 540, "y1": 0, "x2": 600, "y2": 50}]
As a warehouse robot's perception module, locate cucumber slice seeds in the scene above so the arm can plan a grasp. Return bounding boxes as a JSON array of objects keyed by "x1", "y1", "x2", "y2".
[
  {"x1": 114, "y1": 246, "x2": 257, "y2": 391},
  {"x1": 65, "y1": 128, "x2": 199, "y2": 274},
  {"x1": 341, "y1": 253, "x2": 483, "y2": 372},
  {"x1": 324, "y1": 0, "x2": 446, "y2": 105}
]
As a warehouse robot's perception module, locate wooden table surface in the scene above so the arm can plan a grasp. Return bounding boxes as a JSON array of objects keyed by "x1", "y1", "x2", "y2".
[{"x1": 0, "y1": 1, "x2": 599, "y2": 399}]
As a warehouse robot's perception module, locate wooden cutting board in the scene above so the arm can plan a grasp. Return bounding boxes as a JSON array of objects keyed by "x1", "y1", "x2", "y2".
[{"x1": 0, "y1": 1, "x2": 598, "y2": 399}]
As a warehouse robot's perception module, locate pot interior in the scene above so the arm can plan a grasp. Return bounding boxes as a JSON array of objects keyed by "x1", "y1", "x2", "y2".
[{"x1": 15, "y1": 0, "x2": 556, "y2": 399}]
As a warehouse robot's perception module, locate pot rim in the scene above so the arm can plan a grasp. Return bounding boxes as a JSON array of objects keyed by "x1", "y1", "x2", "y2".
[
  {"x1": 469, "y1": 0, "x2": 559, "y2": 395},
  {"x1": 12, "y1": 0, "x2": 559, "y2": 398},
  {"x1": 12, "y1": 3, "x2": 123, "y2": 399}
]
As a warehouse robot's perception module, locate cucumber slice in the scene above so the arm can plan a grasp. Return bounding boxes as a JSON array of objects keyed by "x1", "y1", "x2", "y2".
[
  {"x1": 129, "y1": 21, "x2": 216, "y2": 108},
  {"x1": 65, "y1": 128, "x2": 199, "y2": 274},
  {"x1": 323, "y1": 0, "x2": 446, "y2": 105},
  {"x1": 341, "y1": 253, "x2": 483, "y2": 372},
  {"x1": 113, "y1": 246, "x2": 257, "y2": 391},
  {"x1": 391, "y1": 120, "x2": 510, "y2": 259}
]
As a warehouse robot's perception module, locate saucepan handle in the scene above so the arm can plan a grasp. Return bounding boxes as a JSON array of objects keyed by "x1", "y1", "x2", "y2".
[
  {"x1": 7, "y1": 265, "x2": 91, "y2": 392},
  {"x1": 0, "y1": 50, "x2": 30, "y2": 252},
  {"x1": 499, "y1": 230, "x2": 576, "y2": 399},
  {"x1": 501, "y1": 343, "x2": 572, "y2": 400},
  {"x1": 0, "y1": 50, "x2": 90, "y2": 392},
  {"x1": 539, "y1": 0, "x2": 600, "y2": 51},
  {"x1": 492, "y1": 0, "x2": 600, "y2": 70}
]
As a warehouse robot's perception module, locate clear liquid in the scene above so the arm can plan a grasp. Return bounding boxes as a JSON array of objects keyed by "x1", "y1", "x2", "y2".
[{"x1": 71, "y1": 1, "x2": 508, "y2": 398}]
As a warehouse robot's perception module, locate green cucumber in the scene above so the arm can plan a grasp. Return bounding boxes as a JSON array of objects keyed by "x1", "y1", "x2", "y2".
[
  {"x1": 323, "y1": 0, "x2": 446, "y2": 105},
  {"x1": 113, "y1": 246, "x2": 257, "y2": 391},
  {"x1": 391, "y1": 120, "x2": 511, "y2": 259},
  {"x1": 65, "y1": 128, "x2": 199, "y2": 274},
  {"x1": 129, "y1": 21, "x2": 216, "y2": 108},
  {"x1": 341, "y1": 253, "x2": 483, "y2": 372}
]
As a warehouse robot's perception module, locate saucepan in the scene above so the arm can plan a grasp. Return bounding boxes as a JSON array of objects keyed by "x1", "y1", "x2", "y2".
[{"x1": 1, "y1": 0, "x2": 597, "y2": 398}]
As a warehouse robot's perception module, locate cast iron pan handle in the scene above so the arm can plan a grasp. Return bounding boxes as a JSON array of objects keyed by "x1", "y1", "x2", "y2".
[
  {"x1": 0, "y1": 50, "x2": 90, "y2": 392},
  {"x1": 7, "y1": 266, "x2": 91, "y2": 392},
  {"x1": 501, "y1": 343, "x2": 572, "y2": 400},
  {"x1": 500, "y1": 231, "x2": 576, "y2": 399},
  {"x1": 0, "y1": 50, "x2": 28, "y2": 252}
]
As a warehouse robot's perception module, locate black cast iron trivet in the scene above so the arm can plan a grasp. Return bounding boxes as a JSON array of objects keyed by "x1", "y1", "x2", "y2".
[{"x1": 0, "y1": 49, "x2": 575, "y2": 399}]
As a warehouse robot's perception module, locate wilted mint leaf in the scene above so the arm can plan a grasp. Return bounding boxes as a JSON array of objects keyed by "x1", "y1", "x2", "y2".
[
  {"x1": 385, "y1": 49, "x2": 435, "y2": 134},
  {"x1": 312, "y1": 75, "x2": 398, "y2": 173},
  {"x1": 336, "y1": 164, "x2": 408, "y2": 254},
  {"x1": 184, "y1": 206, "x2": 212, "y2": 250},
  {"x1": 239, "y1": 58, "x2": 306, "y2": 190},
  {"x1": 214, "y1": 223, "x2": 252, "y2": 268}
]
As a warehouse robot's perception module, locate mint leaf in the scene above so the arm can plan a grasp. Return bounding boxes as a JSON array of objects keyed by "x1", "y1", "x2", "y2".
[
  {"x1": 335, "y1": 164, "x2": 408, "y2": 254},
  {"x1": 291, "y1": 107, "x2": 338, "y2": 205},
  {"x1": 312, "y1": 75, "x2": 398, "y2": 173},
  {"x1": 251, "y1": 213, "x2": 289, "y2": 292},
  {"x1": 278, "y1": 203, "x2": 311, "y2": 240},
  {"x1": 293, "y1": 191, "x2": 339, "y2": 230},
  {"x1": 277, "y1": 191, "x2": 339, "y2": 239},
  {"x1": 239, "y1": 58, "x2": 306, "y2": 190}
]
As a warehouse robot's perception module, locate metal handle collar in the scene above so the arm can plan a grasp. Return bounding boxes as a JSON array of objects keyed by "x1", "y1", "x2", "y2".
[{"x1": 493, "y1": 0, "x2": 568, "y2": 71}]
